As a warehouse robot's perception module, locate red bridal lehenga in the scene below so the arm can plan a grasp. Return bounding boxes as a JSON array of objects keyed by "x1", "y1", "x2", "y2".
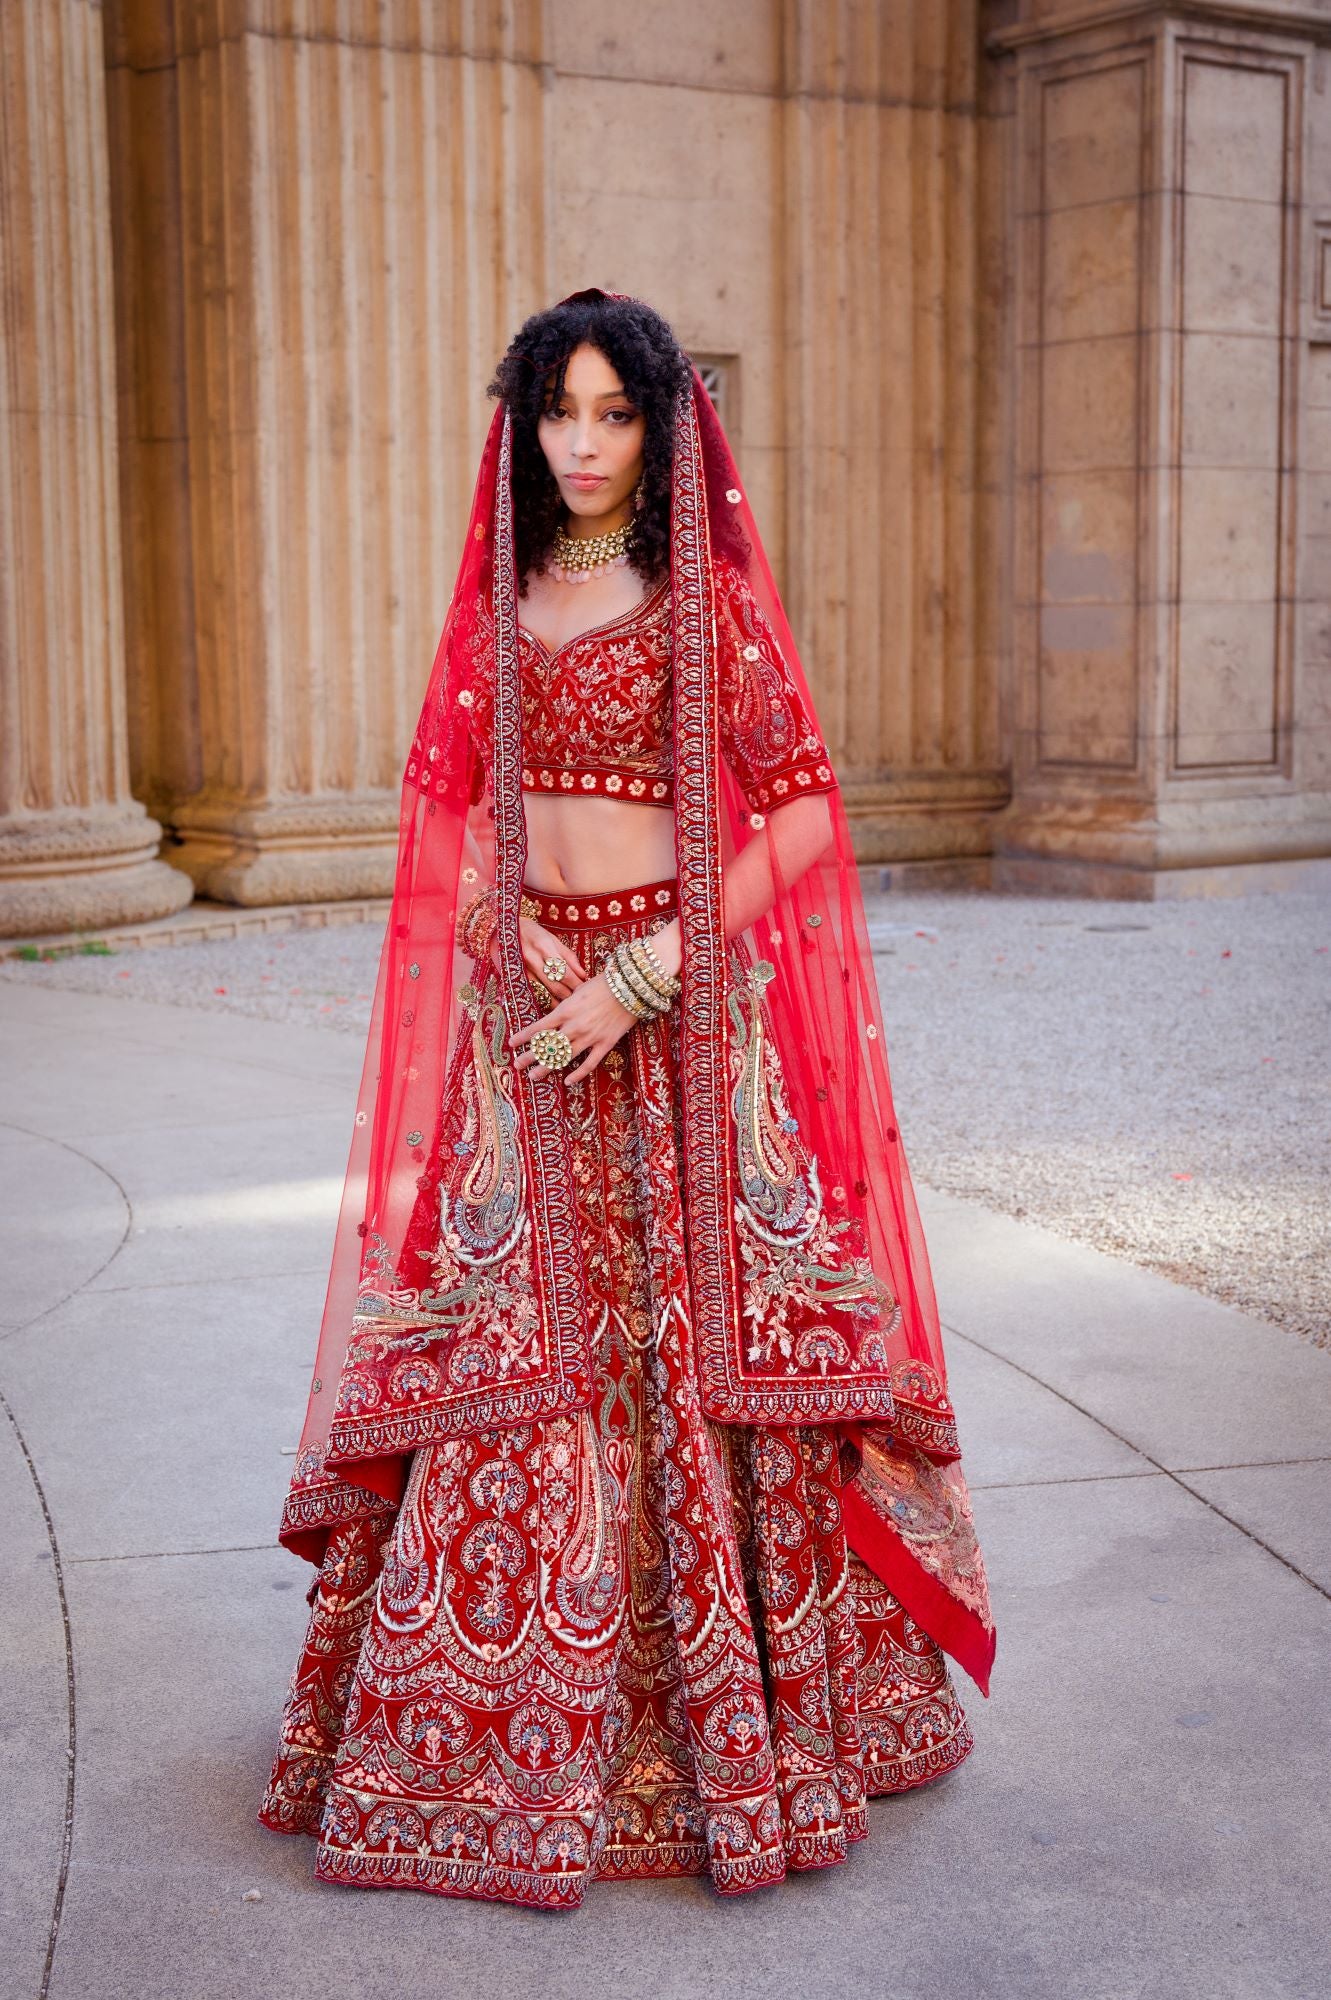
[{"x1": 258, "y1": 313, "x2": 995, "y2": 1910}]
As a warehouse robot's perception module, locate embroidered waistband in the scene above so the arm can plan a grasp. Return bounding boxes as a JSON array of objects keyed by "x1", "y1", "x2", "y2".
[
  {"x1": 521, "y1": 764, "x2": 674, "y2": 805},
  {"x1": 519, "y1": 875, "x2": 678, "y2": 930}
]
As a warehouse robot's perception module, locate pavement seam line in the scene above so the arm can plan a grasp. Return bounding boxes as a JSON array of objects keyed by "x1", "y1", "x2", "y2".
[
  {"x1": 0, "y1": 1120, "x2": 134, "y2": 1345},
  {"x1": 1170, "y1": 1455, "x2": 1331, "y2": 1474},
  {"x1": 68, "y1": 1542, "x2": 276, "y2": 1564},
  {"x1": 1, "y1": 1390, "x2": 75, "y2": 2000},
  {"x1": 971, "y1": 1470, "x2": 1165, "y2": 1492},
  {"x1": 87, "y1": 1267, "x2": 330, "y2": 1297},
  {"x1": 972, "y1": 1455, "x2": 1331, "y2": 1493},
  {"x1": 944, "y1": 1319, "x2": 1331, "y2": 1606}
]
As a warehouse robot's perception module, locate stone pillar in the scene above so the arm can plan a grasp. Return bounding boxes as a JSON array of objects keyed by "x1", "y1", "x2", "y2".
[
  {"x1": 0, "y1": 0, "x2": 191, "y2": 937},
  {"x1": 991, "y1": 0, "x2": 1331, "y2": 896},
  {"x1": 107, "y1": 2, "x2": 550, "y2": 905},
  {"x1": 779, "y1": 1, "x2": 1010, "y2": 871}
]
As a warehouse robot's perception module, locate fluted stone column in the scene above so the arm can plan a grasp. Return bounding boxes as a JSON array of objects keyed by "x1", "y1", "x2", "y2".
[
  {"x1": 990, "y1": 0, "x2": 1331, "y2": 895},
  {"x1": 0, "y1": 0, "x2": 191, "y2": 938},
  {"x1": 550, "y1": 0, "x2": 1007, "y2": 873},
  {"x1": 777, "y1": 0, "x2": 1008, "y2": 869},
  {"x1": 108, "y1": 2, "x2": 550, "y2": 905}
]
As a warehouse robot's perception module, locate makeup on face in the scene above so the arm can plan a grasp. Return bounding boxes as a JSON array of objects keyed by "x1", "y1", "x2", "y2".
[{"x1": 538, "y1": 343, "x2": 646, "y2": 529}]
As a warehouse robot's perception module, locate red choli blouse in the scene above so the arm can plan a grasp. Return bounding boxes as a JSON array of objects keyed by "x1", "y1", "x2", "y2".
[{"x1": 463, "y1": 557, "x2": 839, "y2": 814}]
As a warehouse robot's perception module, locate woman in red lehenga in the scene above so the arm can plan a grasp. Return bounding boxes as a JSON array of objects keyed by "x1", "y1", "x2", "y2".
[{"x1": 258, "y1": 289, "x2": 995, "y2": 1909}]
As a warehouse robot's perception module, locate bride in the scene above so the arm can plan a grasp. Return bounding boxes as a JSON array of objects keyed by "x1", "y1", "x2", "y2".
[{"x1": 257, "y1": 287, "x2": 994, "y2": 1909}]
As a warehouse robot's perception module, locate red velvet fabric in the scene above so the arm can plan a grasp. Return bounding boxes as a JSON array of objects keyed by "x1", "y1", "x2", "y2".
[{"x1": 260, "y1": 877, "x2": 977, "y2": 1905}]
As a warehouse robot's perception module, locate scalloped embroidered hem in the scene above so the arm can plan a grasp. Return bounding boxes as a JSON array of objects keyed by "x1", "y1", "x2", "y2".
[{"x1": 261, "y1": 1742, "x2": 973, "y2": 1912}]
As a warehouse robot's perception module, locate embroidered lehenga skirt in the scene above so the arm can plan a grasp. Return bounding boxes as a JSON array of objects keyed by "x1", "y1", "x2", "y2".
[{"x1": 258, "y1": 875, "x2": 973, "y2": 1909}]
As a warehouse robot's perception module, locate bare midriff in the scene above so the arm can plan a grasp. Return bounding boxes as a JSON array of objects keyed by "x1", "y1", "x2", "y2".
[{"x1": 521, "y1": 792, "x2": 675, "y2": 894}]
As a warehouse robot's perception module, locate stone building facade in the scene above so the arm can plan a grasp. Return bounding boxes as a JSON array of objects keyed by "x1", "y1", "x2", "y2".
[{"x1": 2, "y1": 0, "x2": 1329, "y2": 936}]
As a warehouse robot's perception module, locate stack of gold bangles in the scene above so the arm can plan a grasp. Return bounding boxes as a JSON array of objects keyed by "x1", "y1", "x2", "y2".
[
  {"x1": 602, "y1": 933, "x2": 681, "y2": 1022},
  {"x1": 455, "y1": 888, "x2": 682, "y2": 1071}
]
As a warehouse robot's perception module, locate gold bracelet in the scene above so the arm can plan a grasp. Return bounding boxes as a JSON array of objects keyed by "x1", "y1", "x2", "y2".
[
  {"x1": 603, "y1": 955, "x2": 656, "y2": 1022},
  {"x1": 612, "y1": 943, "x2": 672, "y2": 1014},
  {"x1": 625, "y1": 935, "x2": 680, "y2": 1001},
  {"x1": 637, "y1": 932, "x2": 682, "y2": 994},
  {"x1": 604, "y1": 955, "x2": 653, "y2": 1020}
]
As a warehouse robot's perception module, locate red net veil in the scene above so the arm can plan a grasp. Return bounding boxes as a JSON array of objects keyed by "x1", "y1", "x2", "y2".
[{"x1": 276, "y1": 311, "x2": 994, "y2": 1693}]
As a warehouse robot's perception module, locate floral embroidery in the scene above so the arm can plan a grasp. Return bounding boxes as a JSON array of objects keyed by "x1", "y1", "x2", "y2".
[
  {"x1": 261, "y1": 1280, "x2": 974, "y2": 1909},
  {"x1": 712, "y1": 557, "x2": 841, "y2": 814},
  {"x1": 460, "y1": 559, "x2": 839, "y2": 820}
]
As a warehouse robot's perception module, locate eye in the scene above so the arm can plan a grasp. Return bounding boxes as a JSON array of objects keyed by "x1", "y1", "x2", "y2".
[{"x1": 604, "y1": 408, "x2": 636, "y2": 426}]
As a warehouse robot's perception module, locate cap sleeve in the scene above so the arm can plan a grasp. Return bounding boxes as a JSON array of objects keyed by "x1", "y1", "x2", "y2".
[{"x1": 714, "y1": 558, "x2": 839, "y2": 814}]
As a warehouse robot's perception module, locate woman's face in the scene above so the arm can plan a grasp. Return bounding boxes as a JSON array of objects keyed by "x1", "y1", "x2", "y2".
[{"x1": 536, "y1": 342, "x2": 646, "y2": 530}]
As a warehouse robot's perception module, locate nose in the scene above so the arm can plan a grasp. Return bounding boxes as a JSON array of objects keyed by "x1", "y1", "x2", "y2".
[{"x1": 569, "y1": 417, "x2": 598, "y2": 462}]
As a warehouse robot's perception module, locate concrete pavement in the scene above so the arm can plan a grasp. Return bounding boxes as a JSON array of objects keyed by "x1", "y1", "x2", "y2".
[{"x1": 1, "y1": 977, "x2": 1328, "y2": 2000}]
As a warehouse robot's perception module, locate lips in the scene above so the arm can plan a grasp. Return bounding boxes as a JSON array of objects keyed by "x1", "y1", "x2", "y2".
[{"x1": 565, "y1": 474, "x2": 607, "y2": 488}]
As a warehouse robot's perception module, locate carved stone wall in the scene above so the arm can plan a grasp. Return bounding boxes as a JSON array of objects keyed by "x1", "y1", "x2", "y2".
[
  {"x1": 3, "y1": 0, "x2": 1329, "y2": 936},
  {"x1": 549, "y1": 0, "x2": 1004, "y2": 867},
  {"x1": 0, "y1": 0, "x2": 191, "y2": 935},
  {"x1": 991, "y1": 0, "x2": 1331, "y2": 895},
  {"x1": 106, "y1": 0, "x2": 551, "y2": 905}
]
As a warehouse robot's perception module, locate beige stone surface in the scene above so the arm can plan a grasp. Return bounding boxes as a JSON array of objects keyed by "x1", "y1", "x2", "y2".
[
  {"x1": 1037, "y1": 55, "x2": 1147, "y2": 212},
  {"x1": 1039, "y1": 471, "x2": 1138, "y2": 604},
  {"x1": 998, "y1": 4, "x2": 1329, "y2": 888},
  {"x1": 1175, "y1": 602, "x2": 1280, "y2": 767},
  {"x1": 1042, "y1": 199, "x2": 1142, "y2": 346},
  {"x1": 5, "y1": 1, "x2": 1331, "y2": 934},
  {"x1": 1181, "y1": 50, "x2": 1291, "y2": 204},
  {"x1": 1180, "y1": 334, "x2": 1284, "y2": 469},
  {"x1": 1181, "y1": 193, "x2": 1285, "y2": 336},
  {"x1": 1176, "y1": 468, "x2": 1280, "y2": 603},
  {"x1": 1040, "y1": 335, "x2": 1142, "y2": 472},
  {"x1": 0, "y1": 0, "x2": 192, "y2": 938}
]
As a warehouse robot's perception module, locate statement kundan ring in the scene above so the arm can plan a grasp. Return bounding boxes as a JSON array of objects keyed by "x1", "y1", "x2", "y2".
[
  {"x1": 541, "y1": 956, "x2": 567, "y2": 983},
  {"x1": 531, "y1": 1027, "x2": 574, "y2": 1071}
]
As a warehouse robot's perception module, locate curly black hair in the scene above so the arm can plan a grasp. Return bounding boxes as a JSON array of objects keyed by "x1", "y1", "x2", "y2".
[{"x1": 486, "y1": 291, "x2": 693, "y2": 594}]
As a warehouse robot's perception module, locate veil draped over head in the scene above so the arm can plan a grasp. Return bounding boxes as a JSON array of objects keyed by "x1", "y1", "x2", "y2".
[{"x1": 276, "y1": 291, "x2": 994, "y2": 1694}]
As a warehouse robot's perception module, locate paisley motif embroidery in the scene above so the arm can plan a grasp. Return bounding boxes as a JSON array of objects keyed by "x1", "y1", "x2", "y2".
[
  {"x1": 711, "y1": 556, "x2": 839, "y2": 811},
  {"x1": 323, "y1": 968, "x2": 594, "y2": 1463},
  {"x1": 726, "y1": 953, "x2": 900, "y2": 1377},
  {"x1": 346, "y1": 982, "x2": 537, "y2": 1380}
]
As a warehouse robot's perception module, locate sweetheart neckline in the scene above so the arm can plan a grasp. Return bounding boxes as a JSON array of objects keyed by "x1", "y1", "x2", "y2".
[{"x1": 517, "y1": 573, "x2": 670, "y2": 664}]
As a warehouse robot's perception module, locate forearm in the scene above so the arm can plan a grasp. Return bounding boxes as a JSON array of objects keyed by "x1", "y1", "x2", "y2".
[{"x1": 648, "y1": 792, "x2": 837, "y2": 978}]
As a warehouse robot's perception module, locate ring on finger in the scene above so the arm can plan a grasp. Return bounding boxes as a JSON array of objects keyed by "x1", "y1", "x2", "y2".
[
  {"x1": 530, "y1": 1026, "x2": 574, "y2": 1072},
  {"x1": 541, "y1": 955, "x2": 567, "y2": 983}
]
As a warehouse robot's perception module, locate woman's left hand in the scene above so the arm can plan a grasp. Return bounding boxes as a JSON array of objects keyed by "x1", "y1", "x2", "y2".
[{"x1": 508, "y1": 968, "x2": 642, "y2": 1085}]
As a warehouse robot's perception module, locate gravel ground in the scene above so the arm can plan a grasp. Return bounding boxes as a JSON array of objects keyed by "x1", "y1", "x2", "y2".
[
  {"x1": 4, "y1": 886, "x2": 1328, "y2": 1343},
  {"x1": 868, "y1": 888, "x2": 1331, "y2": 1346}
]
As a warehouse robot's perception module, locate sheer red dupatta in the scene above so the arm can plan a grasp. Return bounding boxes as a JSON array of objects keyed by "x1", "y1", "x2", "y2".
[
  {"x1": 275, "y1": 364, "x2": 994, "y2": 1695},
  {"x1": 274, "y1": 411, "x2": 505, "y2": 1555},
  {"x1": 681, "y1": 379, "x2": 994, "y2": 1692}
]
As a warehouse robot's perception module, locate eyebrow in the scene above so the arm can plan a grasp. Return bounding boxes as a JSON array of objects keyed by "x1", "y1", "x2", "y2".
[{"x1": 545, "y1": 384, "x2": 631, "y2": 402}]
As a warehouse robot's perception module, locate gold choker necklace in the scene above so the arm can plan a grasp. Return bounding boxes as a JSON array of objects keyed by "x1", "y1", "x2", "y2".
[{"x1": 550, "y1": 518, "x2": 634, "y2": 584}]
